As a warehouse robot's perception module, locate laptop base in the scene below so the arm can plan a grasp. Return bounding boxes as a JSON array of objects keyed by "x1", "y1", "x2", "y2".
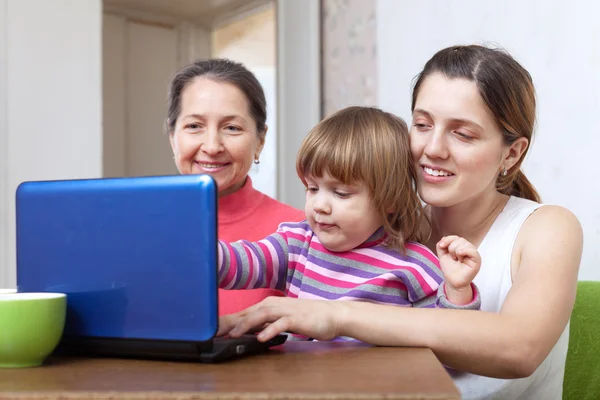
[{"x1": 54, "y1": 334, "x2": 288, "y2": 363}]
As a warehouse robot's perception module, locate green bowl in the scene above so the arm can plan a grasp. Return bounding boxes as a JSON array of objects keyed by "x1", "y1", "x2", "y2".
[{"x1": 0, "y1": 292, "x2": 66, "y2": 368}]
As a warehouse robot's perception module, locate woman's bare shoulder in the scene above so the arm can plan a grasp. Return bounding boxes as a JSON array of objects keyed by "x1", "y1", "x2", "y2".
[
  {"x1": 523, "y1": 204, "x2": 582, "y2": 238},
  {"x1": 516, "y1": 204, "x2": 583, "y2": 273}
]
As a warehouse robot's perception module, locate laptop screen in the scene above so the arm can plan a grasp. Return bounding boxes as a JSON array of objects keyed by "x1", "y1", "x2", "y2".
[{"x1": 16, "y1": 174, "x2": 218, "y2": 343}]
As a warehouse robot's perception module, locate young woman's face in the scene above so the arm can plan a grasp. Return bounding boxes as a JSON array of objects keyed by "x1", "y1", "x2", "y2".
[
  {"x1": 409, "y1": 73, "x2": 507, "y2": 208},
  {"x1": 170, "y1": 78, "x2": 264, "y2": 197}
]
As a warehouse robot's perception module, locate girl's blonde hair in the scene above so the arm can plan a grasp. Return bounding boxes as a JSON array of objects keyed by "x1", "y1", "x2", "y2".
[{"x1": 296, "y1": 106, "x2": 426, "y2": 252}]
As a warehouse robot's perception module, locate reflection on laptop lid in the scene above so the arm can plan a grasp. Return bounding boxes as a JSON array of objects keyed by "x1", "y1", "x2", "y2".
[{"x1": 15, "y1": 175, "x2": 286, "y2": 362}]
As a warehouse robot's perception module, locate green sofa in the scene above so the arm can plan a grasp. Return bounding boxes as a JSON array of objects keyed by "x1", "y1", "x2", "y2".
[{"x1": 563, "y1": 281, "x2": 600, "y2": 399}]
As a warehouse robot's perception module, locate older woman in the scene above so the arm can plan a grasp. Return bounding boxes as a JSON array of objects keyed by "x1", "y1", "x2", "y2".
[
  {"x1": 165, "y1": 59, "x2": 305, "y2": 315},
  {"x1": 217, "y1": 45, "x2": 582, "y2": 400}
]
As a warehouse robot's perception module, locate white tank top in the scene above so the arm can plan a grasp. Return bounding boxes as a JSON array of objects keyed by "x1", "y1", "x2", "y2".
[{"x1": 450, "y1": 196, "x2": 570, "y2": 400}]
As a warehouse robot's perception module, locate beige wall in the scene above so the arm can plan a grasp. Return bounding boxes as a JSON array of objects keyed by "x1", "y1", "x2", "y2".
[
  {"x1": 378, "y1": 0, "x2": 600, "y2": 281},
  {"x1": 0, "y1": 0, "x2": 8, "y2": 289},
  {"x1": 126, "y1": 21, "x2": 180, "y2": 177},
  {"x1": 322, "y1": 0, "x2": 377, "y2": 117},
  {"x1": 102, "y1": 13, "x2": 211, "y2": 179},
  {"x1": 211, "y1": 4, "x2": 278, "y2": 199},
  {"x1": 212, "y1": 6, "x2": 275, "y2": 68},
  {"x1": 0, "y1": 0, "x2": 103, "y2": 288},
  {"x1": 103, "y1": 14, "x2": 127, "y2": 178},
  {"x1": 275, "y1": 0, "x2": 320, "y2": 209},
  {"x1": 103, "y1": 16, "x2": 179, "y2": 178}
]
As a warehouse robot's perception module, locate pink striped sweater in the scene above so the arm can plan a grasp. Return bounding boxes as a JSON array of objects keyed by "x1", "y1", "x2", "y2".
[{"x1": 218, "y1": 221, "x2": 480, "y2": 309}]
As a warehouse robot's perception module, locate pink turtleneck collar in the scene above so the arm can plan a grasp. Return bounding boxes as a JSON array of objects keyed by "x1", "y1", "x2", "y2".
[{"x1": 218, "y1": 176, "x2": 265, "y2": 224}]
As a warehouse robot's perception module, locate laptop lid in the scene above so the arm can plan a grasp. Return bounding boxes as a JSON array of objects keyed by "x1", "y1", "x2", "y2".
[{"x1": 16, "y1": 174, "x2": 218, "y2": 343}]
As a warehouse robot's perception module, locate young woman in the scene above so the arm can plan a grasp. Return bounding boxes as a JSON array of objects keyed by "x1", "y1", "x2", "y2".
[{"x1": 218, "y1": 45, "x2": 582, "y2": 400}]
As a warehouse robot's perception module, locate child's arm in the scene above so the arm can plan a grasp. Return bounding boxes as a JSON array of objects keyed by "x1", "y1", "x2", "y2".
[
  {"x1": 402, "y1": 242, "x2": 480, "y2": 310},
  {"x1": 218, "y1": 232, "x2": 289, "y2": 291},
  {"x1": 436, "y1": 235, "x2": 481, "y2": 307}
]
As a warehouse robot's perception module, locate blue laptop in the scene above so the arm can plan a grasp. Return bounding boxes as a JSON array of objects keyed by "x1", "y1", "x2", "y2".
[{"x1": 15, "y1": 174, "x2": 285, "y2": 362}]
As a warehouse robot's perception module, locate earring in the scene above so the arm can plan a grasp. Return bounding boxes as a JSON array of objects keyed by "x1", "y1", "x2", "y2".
[
  {"x1": 502, "y1": 168, "x2": 508, "y2": 176},
  {"x1": 254, "y1": 158, "x2": 260, "y2": 165}
]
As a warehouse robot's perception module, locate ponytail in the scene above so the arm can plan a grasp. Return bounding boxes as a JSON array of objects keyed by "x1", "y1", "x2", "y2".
[{"x1": 497, "y1": 169, "x2": 541, "y2": 203}]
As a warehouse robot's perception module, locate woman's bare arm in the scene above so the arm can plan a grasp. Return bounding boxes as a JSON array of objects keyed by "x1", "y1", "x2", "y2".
[
  {"x1": 337, "y1": 205, "x2": 582, "y2": 377},
  {"x1": 219, "y1": 206, "x2": 582, "y2": 378}
]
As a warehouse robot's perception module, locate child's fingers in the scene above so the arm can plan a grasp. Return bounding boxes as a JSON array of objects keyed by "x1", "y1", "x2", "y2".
[
  {"x1": 456, "y1": 244, "x2": 478, "y2": 258},
  {"x1": 438, "y1": 235, "x2": 460, "y2": 248},
  {"x1": 448, "y1": 237, "x2": 469, "y2": 258},
  {"x1": 456, "y1": 243, "x2": 481, "y2": 268},
  {"x1": 436, "y1": 241, "x2": 446, "y2": 256},
  {"x1": 437, "y1": 235, "x2": 461, "y2": 255}
]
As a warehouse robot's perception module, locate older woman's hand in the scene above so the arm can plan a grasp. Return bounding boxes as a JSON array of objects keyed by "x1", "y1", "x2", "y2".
[{"x1": 217, "y1": 297, "x2": 344, "y2": 342}]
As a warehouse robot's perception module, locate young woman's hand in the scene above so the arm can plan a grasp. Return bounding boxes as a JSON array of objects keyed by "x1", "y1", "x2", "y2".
[
  {"x1": 217, "y1": 297, "x2": 344, "y2": 342},
  {"x1": 436, "y1": 235, "x2": 481, "y2": 305}
]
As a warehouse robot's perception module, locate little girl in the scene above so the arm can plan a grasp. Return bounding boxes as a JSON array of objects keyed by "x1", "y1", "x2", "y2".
[{"x1": 218, "y1": 106, "x2": 481, "y2": 316}]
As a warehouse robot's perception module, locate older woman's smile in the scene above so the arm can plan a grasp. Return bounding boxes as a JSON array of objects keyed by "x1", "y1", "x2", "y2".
[{"x1": 195, "y1": 161, "x2": 230, "y2": 173}]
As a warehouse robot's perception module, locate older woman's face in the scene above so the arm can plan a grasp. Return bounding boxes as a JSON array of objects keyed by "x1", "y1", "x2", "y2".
[
  {"x1": 409, "y1": 73, "x2": 507, "y2": 208},
  {"x1": 170, "y1": 77, "x2": 264, "y2": 197}
]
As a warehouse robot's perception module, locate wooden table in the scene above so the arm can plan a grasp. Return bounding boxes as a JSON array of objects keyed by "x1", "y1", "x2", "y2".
[{"x1": 0, "y1": 341, "x2": 460, "y2": 400}]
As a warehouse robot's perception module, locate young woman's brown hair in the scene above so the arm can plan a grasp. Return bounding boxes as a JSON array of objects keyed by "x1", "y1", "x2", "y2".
[{"x1": 296, "y1": 106, "x2": 425, "y2": 252}]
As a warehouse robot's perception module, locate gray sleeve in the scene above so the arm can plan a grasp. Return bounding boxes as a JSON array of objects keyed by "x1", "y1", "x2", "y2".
[{"x1": 436, "y1": 282, "x2": 482, "y2": 310}]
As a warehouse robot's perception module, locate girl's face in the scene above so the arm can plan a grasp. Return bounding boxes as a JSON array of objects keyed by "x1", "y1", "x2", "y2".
[
  {"x1": 304, "y1": 173, "x2": 383, "y2": 252},
  {"x1": 409, "y1": 73, "x2": 512, "y2": 208},
  {"x1": 170, "y1": 77, "x2": 264, "y2": 197}
]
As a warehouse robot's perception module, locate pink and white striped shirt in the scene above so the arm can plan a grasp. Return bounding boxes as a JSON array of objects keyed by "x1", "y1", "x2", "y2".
[{"x1": 218, "y1": 221, "x2": 479, "y2": 309}]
